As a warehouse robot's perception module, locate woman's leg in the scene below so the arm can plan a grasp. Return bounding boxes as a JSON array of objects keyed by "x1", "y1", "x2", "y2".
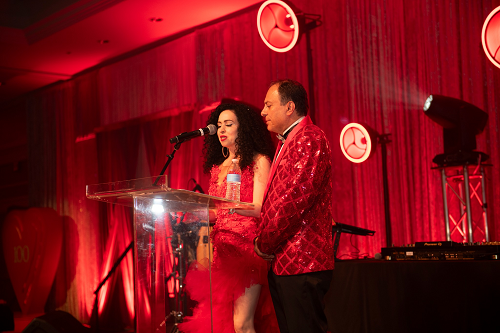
[{"x1": 233, "y1": 284, "x2": 262, "y2": 333}]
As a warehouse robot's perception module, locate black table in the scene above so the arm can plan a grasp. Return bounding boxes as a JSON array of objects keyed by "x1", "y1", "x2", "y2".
[{"x1": 325, "y1": 259, "x2": 500, "y2": 333}]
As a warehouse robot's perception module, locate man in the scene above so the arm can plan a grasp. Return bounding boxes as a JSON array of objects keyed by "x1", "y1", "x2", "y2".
[{"x1": 254, "y1": 79, "x2": 334, "y2": 333}]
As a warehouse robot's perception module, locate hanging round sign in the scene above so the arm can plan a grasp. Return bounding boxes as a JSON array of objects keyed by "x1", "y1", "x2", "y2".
[
  {"x1": 257, "y1": 0, "x2": 300, "y2": 52},
  {"x1": 482, "y1": 6, "x2": 500, "y2": 69}
]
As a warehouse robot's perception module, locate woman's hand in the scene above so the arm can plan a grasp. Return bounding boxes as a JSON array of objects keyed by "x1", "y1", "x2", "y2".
[{"x1": 234, "y1": 154, "x2": 270, "y2": 218}]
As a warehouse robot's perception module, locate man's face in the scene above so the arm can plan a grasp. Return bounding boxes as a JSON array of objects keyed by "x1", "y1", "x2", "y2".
[{"x1": 261, "y1": 84, "x2": 290, "y2": 134}]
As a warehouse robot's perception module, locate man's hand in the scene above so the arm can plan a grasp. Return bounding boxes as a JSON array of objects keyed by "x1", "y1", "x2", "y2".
[{"x1": 254, "y1": 237, "x2": 275, "y2": 261}]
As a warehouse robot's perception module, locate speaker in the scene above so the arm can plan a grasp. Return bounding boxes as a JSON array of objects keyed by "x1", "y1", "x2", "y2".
[{"x1": 22, "y1": 311, "x2": 91, "y2": 333}]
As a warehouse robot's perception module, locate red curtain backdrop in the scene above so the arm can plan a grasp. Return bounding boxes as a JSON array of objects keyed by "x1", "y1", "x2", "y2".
[{"x1": 24, "y1": 0, "x2": 500, "y2": 324}]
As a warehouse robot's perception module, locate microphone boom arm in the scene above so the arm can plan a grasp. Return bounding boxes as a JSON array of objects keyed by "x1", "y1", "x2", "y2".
[{"x1": 153, "y1": 140, "x2": 183, "y2": 186}]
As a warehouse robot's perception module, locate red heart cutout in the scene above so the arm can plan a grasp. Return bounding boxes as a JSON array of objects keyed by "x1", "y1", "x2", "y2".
[{"x1": 2, "y1": 208, "x2": 63, "y2": 315}]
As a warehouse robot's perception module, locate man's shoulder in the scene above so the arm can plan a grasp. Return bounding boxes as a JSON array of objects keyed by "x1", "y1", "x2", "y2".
[
  {"x1": 294, "y1": 122, "x2": 329, "y2": 144},
  {"x1": 303, "y1": 122, "x2": 326, "y2": 134}
]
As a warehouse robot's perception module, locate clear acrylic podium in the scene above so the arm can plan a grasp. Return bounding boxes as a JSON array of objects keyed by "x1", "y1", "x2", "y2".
[{"x1": 86, "y1": 176, "x2": 253, "y2": 332}]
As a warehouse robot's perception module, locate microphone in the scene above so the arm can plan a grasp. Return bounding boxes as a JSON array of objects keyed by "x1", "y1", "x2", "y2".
[{"x1": 169, "y1": 124, "x2": 217, "y2": 144}]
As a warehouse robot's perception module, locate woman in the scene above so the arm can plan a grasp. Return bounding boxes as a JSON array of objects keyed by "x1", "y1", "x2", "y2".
[{"x1": 179, "y1": 102, "x2": 278, "y2": 333}]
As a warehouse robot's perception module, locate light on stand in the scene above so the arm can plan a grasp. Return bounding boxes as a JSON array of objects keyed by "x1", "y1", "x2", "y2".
[
  {"x1": 340, "y1": 123, "x2": 393, "y2": 247},
  {"x1": 423, "y1": 94, "x2": 489, "y2": 166},
  {"x1": 423, "y1": 94, "x2": 491, "y2": 243}
]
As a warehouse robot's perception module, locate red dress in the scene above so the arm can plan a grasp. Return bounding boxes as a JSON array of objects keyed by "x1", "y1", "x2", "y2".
[{"x1": 178, "y1": 163, "x2": 278, "y2": 333}]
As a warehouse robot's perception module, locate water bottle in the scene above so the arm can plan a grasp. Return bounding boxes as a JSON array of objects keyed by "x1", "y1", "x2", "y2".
[{"x1": 226, "y1": 159, "x2": 241, "y2": 202}]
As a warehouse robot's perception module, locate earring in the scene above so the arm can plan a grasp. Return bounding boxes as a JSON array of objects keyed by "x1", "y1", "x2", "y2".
[{"x1": 222, "y1": 147, "x2": 229, "y2": 158}]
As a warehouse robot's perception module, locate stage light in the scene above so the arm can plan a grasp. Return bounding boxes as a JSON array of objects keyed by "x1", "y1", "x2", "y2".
[
  {"x1": 257, "y1": 0, "x2": 300, "y2": 53},
  {"x1": 339, "y1": 123, "x2": 379, "y2": 163},
  {"x1": 422, "y1": 95, "x2": 489, "y2": 165},
  {"x1": 482, "y1": 6, "x2": 500, "y2": 69},
  {"x1": 151, "y1": 199, "x2": 164, "y2": 215}
]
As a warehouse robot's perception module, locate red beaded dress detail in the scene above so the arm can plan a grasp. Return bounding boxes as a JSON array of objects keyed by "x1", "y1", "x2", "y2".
[{"x1": 178, "y1": 163, "x2": 278, "y2": 333}]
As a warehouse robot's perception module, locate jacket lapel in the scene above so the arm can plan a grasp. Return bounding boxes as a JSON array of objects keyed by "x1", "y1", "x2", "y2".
[{"x1": 262, "y1": 116, "x2": 312, "y2": 202}]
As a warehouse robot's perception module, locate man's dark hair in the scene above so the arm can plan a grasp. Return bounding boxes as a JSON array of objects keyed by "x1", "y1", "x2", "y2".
[{"x1": 270, "y1": 79, "x2": 309, "y2": 116}]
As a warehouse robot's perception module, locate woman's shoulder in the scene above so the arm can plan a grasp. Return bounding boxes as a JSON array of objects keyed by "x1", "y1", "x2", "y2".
[
  {"x1": 252, "y1": 153, "x2": 271, "y2": 172},
  {"x1": 254, "y1": 153, "x2": 271, "y2": 164}
]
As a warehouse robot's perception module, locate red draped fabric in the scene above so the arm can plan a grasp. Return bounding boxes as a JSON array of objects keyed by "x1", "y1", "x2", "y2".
[
  {"x1": 94, "y1": 124, "x2": 141, "y2": 328},
  {"x1": 23, "y1": 0, "x2": 500, "y2": 326},
  {"x1": 141, "y1": 110, "x2": 208, "y2": 189}
]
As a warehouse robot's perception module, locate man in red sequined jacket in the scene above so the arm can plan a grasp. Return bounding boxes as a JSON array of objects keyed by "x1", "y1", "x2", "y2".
[{"x1": 254, "y1": 79, "x2": 334, "y2": 333}]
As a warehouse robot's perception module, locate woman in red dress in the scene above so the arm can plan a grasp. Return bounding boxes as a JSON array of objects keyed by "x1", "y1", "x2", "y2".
[{"x1": 179, "y1": 102, "x2": 278, "y2": 333}]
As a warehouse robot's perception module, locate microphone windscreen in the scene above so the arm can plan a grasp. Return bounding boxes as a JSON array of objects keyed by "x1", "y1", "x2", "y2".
[{"x1": 207, "y1": 124, "x2": 217, "y2": 135}]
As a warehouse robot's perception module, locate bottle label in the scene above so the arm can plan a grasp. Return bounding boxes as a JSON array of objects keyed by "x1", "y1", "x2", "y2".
[{"x1": 227, "y1": 174, "x2": 241, "y2": 183}]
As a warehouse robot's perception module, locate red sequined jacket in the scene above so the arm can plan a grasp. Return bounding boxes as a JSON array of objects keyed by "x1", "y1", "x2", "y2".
[{"x1": 257, "y1": 116, "x2": 334, "y2": 276}]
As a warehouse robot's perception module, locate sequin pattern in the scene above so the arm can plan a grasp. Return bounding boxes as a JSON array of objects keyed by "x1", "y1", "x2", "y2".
[
  {"x1": 179, "y1": 162, "x2": 278, "y2": 333},
  {"x1": 259, "y1": 118, "x2": 334, "y2": 275},
  {"x1": 209, "y1": 163, "x2": 262, "y2": 269}
]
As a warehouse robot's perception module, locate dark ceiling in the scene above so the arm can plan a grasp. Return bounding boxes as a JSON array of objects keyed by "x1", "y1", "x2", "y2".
[
  {"x1": 0, "y1": 0, "x2": 262, "y2": 106},
  {"x1": 0, "y1": 0, "x2": 82, "y2": 28}
]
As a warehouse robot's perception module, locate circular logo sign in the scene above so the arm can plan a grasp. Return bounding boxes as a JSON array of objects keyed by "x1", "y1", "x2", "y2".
[
  {"x1": 340, "y1": 123, "x2": 375, "y2": 163},
  {"x1": 257, "y1": 0, "x2": 300, "y2": 53},
  {"x1": 482, "y1": 6, "x2": 500, "y2": 69}
]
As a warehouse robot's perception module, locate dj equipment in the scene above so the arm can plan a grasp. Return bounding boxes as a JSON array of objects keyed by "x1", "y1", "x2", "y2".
[{"x1": 381, "y1": 241, "x2": 500, "y2": 261}]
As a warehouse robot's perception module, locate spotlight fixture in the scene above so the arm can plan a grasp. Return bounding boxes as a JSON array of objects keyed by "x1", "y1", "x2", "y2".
[
  {"x1": 423, "y1": 95, "x2": 489, "y2": 165},
  {"x1": 482, "y1": 6, "x2": 500, "y2": 69},
  {"x1": 257, "y1": 0, "x2": 300, "y2": 52}
]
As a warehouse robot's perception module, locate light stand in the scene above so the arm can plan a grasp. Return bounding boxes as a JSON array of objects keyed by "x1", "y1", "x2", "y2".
[
  {"x1": 379, "y1": 134, "x2": 392, "y2": 247},
  {"x1": 92, "y1": 241, "x2": 134, "y2": 333},
  {"x1": 161, "y1": 211, "x2": 201, "y2": 333},
  {"x1": 339, "y1": 123, "x2": 393, "y2": 247},
  {"x1": 163, "y1": 237, "x2": 186, "y2": 333},
  {"x1": 423, "y1": 94, "x2": 490, "y2": 243}
]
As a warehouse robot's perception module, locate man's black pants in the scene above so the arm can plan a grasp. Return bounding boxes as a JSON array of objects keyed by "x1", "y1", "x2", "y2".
[{"x1": 267, "y1": 269, "x2": 333, "y2": 333}]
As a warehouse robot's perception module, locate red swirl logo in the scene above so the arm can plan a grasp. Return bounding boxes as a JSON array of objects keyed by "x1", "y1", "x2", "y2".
[
  {"x1": 340, "y1": 123, "x2": 374, "y2": 163},
  {"x1": 482, "y1": 6, "x2": 500, "y2": 68},
  {"x1": 257, "y1": 0, "x2": 300, "y2": 53}
]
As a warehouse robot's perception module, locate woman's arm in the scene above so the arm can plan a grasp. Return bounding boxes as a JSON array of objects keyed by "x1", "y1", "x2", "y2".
[
  {"x1": 235, "y1": 154, "x2": 271, "y2": 217},
  {"x1": 209, "y1": 209, "x2": 217, "y2": 222}
]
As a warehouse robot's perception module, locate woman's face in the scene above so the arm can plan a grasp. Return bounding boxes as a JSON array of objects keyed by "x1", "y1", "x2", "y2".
[{"x1": 217, "y1": 110, "x2": 239, "y2": 151}]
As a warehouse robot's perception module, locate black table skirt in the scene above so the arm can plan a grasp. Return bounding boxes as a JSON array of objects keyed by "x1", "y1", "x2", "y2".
[{"x1": 325, "y1": 260, "x2": 500, "y2": 333}]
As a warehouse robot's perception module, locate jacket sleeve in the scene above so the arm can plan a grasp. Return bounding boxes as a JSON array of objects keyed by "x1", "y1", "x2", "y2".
[{"x1": 257, "y1": 128, "x2": 331, "y2": 254}]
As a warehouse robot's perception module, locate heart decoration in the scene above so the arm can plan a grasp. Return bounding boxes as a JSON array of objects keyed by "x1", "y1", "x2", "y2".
[{"x1": 2, "y1": 207, "x2": 63, "y2": 315}]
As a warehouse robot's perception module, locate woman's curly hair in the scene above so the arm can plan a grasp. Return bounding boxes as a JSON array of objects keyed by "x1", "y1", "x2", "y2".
[{"x1": 203, "y1": 102, "x2": 275, "y2": 173}]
